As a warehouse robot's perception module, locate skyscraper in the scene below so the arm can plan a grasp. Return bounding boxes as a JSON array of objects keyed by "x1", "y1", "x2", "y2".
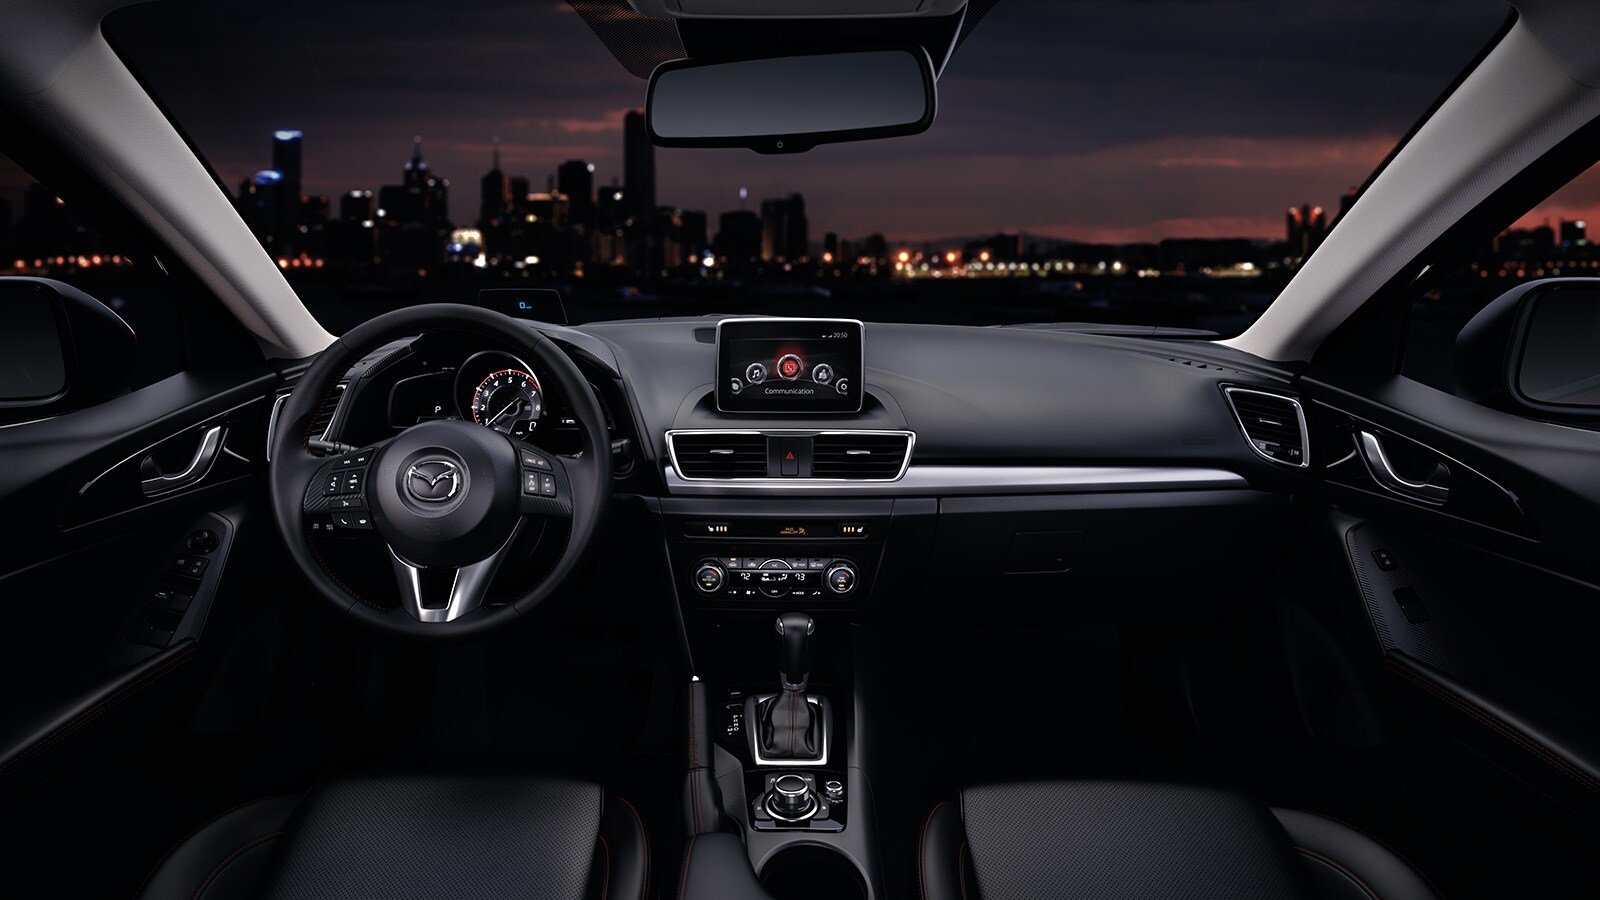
[
  {"x1": 272, "y1": 130, "x2": 302, "y2": 196},
  {"x1": 479, "y1": 137, "x2": 509, "y2": 229},
  {"x1": 1286, "y1": 203, "x2": 1327, "y2": 259},
  {"x1": 340, "y1": 190, "x2": 374, "y2": 223},
  {"x1": 623, "y1": 111, "x2": 655, "y2": 216},
  {"x1": 238, "y1": 169, "x2": 285, "y2": 248},
  {"x1": 558, "y1": 160, "x2": 596, "y2": 228},
  {"x1": 717, "y1": 210, "x2": 762, "y2": 269},
  {"x1": 399, "y1": 135, "x2": 449, "y2": 228},
  {"x1": 760, "y1": 194, "x2": 808, "y2": 262},
  {"x1": 272, "y1": 130, "x2": 303, "y2": 237}
]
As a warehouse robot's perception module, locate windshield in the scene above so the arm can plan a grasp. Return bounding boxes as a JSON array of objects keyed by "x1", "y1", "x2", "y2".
[{"x1": 100, "y1": 0, "x2": 1506, "y2": 335}]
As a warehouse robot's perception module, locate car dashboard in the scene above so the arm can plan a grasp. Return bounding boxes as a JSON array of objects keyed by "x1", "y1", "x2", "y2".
[{"x1": 293, "y1": 315, "x2": 1317, "y2": 620}]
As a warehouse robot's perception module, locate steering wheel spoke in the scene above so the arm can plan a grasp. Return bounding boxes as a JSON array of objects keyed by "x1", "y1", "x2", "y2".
[
  {"x1": 515, "y1": 444, "x2": 576, "y2": 520},
  {"x1": 300, "y1": 443, "x2": 386, "y2": 534},
  {"x1": 387, "y1": 521, "x2": 523, "y2": 623}
]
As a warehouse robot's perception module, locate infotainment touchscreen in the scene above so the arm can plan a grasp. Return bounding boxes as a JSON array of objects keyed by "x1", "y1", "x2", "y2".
[{"x1": 716, "y1": 318, "x2": 864, "y2": 414}]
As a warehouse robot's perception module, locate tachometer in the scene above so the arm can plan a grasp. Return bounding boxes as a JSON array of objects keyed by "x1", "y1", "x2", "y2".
[{"x1": 470, "y1": 369, "x2": 543, "y2": 437}]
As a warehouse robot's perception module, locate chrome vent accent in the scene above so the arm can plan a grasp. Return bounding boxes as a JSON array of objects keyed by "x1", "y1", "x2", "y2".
[
  {"x1": 672, "y1": 432, "x2": 768, "y2": 478},
  {"x1": 812, "y1": 432, "x2": 912, "y2": 479},
  {"x1": 1223, "y1": 387, "x2": 1308, "y2": 468}
]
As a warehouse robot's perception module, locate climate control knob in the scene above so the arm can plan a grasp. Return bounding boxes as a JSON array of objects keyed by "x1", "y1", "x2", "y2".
[
  {"x1": 825, "y1": 562, "x2": 857, "y2": 595},
  {"x1": 694, "y1": 561, "x2": 726, "y2": 593},
  {"x1": 758, "y1": 558, "x2": 793, "y2": 598}
]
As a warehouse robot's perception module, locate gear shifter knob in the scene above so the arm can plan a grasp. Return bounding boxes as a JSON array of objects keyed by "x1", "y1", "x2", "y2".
[{"x1": 776, "y1": 612, "x2": 814, "y2": 689}]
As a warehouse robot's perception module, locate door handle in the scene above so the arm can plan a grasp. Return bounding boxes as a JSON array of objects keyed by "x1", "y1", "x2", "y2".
[
  {"x1": 140, "y1": 425, "x2": 225, "y2": 497},
  {"x1": 1355, "y1": 430, "x2": 1449, "y2": 505}
]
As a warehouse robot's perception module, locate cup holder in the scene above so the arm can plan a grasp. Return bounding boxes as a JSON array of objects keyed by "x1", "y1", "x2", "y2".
[{"x1": 759, "y1": 845, "x2": 868, "y2": 900}]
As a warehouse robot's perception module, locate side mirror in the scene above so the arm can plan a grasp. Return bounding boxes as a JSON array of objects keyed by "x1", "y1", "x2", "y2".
[
  {"x1": 0, "y1": 277, "x2": 136, "y2": 423},
  {"x1": 646, "y1": 48, "x2": 936, "y2": 154},
  {"x1": 1456, "y1": 278, "x2": 1600, "y2": 419}
]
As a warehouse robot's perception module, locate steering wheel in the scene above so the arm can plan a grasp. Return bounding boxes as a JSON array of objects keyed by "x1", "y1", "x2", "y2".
[{"x1": 268, "y1": 304, "x2": 611, "y2": 638}]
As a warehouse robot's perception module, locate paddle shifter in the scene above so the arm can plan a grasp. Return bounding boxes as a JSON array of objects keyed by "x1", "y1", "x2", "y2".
[{"x1": 749, "y1": 612, "x2": 830, "y2": 765}]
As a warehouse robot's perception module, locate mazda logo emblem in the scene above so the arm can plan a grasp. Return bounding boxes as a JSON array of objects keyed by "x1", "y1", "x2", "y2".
[{"x1": 405, "y1": 459, "x2": 461, "y2": 503}]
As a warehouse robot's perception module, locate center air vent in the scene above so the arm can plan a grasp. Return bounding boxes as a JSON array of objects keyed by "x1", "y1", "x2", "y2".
[
  {"x1": 668, "y1": 430, "x2": 914, "y2": 481},
  {"x1": 812, "y1": 433, "x2": 912, "y2": 479},
  {"x1": 671, "y1": 432, "x2": 768, "y2": 479},
  {"x1": 1223, "y1": 387, "x2": 1308, "y2": 468}
]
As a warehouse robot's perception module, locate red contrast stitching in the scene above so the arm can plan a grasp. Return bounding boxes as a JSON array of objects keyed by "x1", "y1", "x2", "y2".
[
  {"x1": 615, "y1": 797, "x2": 649, "y2": 900},
  {"x1": 1300, "y1": 810, "x2": 1442, "y2": 898},
  {"x1": 688, "y1": 685, "x2": 701, "y2": 832},
  {"x1": 1295, "y1": 846, "x2": 1380, "y2": 900},
  {"x1": 597, "y1": 835, "x2": 611, "y2": 900},
  {"x1": 0, "y1": 645, "x2": 195, "y2": 778},
  {"x1": 192, "y1": 831, "x2": 281, "y2": 900},
  {"x1": 957, "y1": 840, "x2": 970, "y2": 900},
  {"x1": 918, "y1": 802, "x2": 946, "y2": 900},
  {"x1": 678, "y1": 834, "x2": 698, "y2": 900},
  {"x1": 1388, "y1": 658, "x2": 1600, "y2": 795}
]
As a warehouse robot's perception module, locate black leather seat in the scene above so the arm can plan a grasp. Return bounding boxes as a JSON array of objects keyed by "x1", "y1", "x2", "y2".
[
  {"x1": 918, "y1": 781, "x2": 1437, "y2": 900},
  {"x1": 140, "y1": 774, "x2": 648, "y2": 900}
]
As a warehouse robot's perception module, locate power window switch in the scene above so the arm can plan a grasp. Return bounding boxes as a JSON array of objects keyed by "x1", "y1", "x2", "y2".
[{"x1": 171, "y1": 556, "x2": 209, "y2": 579}]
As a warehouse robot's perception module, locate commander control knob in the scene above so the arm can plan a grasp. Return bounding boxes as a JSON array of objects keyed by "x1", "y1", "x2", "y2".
[
  {"x1": 768, "y1": 774, "x2": 816, "y2": 821},
  {"x1": 825, "y1": 562, "x2": 858, "y2": 595},
  {"x1": 694, "y1": 561, "x2": 726, "y2": 594}
]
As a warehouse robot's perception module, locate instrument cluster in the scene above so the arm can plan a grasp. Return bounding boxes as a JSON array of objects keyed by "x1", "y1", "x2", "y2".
[{"x1": 382, "y1": 347, "x2": 594, "y2": 455}]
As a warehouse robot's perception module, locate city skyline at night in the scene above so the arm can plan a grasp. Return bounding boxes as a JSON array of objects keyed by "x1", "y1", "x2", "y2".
[{"x1": 85, "y1": 0, "x2": 1520, "y2": 245}]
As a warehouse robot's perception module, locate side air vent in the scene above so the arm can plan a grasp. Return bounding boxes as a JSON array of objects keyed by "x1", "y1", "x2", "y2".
[
  {"x1": 812, "y1": 432, "x2": 912, "y2": 479},
  {"x1": 308, "y1": 381, "x2": 348, "y2": 441},
  {"x1": 265, "y1": 380, "x2": 345, "y2": 460},
  {"x1": 1223, "y1": 387, "x2": 1308, "y2": 467},
  {"x1": 672, "y1": 432, "x2": 768, "y2": 479}
]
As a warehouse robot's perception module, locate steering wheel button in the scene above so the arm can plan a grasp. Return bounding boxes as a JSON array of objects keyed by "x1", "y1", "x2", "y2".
[
  {"x1": 333, "y1": 512, "x2": 374, "y2": 531},
  {"x1": 330, "y1": 496, "x2": 365, "y2": 510},
  {"x1": 538, "y1": 473, "x2": 557, "y2": 497},
  {"x1": 523, "y1": 471, "x2": 541, "y2": 495},
  {"x1": 519, "y1": 449, "x2": 552, "y2": 470}
]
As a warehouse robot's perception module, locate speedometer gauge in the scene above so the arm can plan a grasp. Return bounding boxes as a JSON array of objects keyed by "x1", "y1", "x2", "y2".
[{"x1": 470, "y1": 369, "x2": 543, "y2": 437}]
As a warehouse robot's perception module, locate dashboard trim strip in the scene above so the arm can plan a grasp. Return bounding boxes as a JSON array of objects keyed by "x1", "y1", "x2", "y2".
[{"x1": 662, "y1": 463, "x2": 1247, "y2": 496}]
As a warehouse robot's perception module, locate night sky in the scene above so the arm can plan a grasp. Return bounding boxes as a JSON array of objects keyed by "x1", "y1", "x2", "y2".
[{"x1": 22, "y1": 0, "x2": 1585, "y2": 244}]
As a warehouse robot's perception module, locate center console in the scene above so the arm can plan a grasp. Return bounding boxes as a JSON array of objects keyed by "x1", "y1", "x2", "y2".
[{"x1": 666, "y1": 319, "x2": 908, "y2": 899}]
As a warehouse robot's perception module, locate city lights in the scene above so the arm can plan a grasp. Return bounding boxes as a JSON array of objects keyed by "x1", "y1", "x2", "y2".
[{"x1": 5, "y1": 116, "x2": 1586, "y2": 299}]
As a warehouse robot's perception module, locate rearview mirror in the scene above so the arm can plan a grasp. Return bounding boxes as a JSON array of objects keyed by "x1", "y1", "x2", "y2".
[
  {"x1": 646, "y1": 49, "x2": 936, "y2": 154},
  {"x1": 1457, "y1": 278, "x2": 1600, "y2": 417}
]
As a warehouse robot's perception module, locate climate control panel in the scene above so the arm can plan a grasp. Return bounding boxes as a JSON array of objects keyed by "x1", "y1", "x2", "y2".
[{"x1": 691, "y1": 556, "x2": 859, "y2": 601}]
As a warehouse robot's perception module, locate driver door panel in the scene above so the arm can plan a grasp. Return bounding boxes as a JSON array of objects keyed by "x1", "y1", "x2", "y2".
[{"x1": 0, "y1": 367, "x2": 277, "y2": 800}]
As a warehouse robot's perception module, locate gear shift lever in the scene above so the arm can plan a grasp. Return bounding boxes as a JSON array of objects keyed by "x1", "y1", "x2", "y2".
[
  {"x1": 753, "y1": 612, "x2": 822, "y2": 762},
  {"x1": 777, "y1": 612, "x2": 814, "y2": 689}
]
